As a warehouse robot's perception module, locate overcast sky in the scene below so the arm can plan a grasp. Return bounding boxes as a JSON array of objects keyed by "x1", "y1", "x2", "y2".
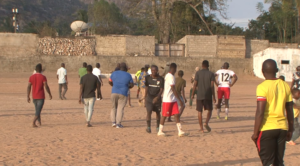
[{"x1": 219, "y1": 0, "x2": 270, "y2": 28}]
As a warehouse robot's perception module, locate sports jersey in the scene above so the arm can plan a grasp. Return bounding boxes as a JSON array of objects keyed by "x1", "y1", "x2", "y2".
[
  {"x1": 163, "y1": 73, "x2": 176, "y2": 103},
  {"x1": 292, "y1": 72, "x2": 300, "y2": 89},
  {"x1": 215, "y1": 69, "x2": 235, "y2": 88},
  {"x1": 139, "y1": 71, "x2": 148, "y2": 88},
  {"x1": 256, "y1": 79, "x2": 292, "y2": 131}
]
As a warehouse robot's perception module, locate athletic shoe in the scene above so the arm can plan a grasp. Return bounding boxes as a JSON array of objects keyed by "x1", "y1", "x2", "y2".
[
  {"x1": 204, "y1": 125, "x2": 211, "y2": 132},
  {"x1": 116, "y1": 124, "x2": 124, "y2": 128},
  {"x1": 146, "y1": 127, "x2": 151, "y2": 133},
  {"x1": 112, "y1": 123, "x2": 116, "y2": 127},
  {"x1": 225, "y1": 116, "x2": 228, "y2": 120},
  {"x1": 157, "y1": 131, "x2": 166, "y2": 136},
  {"x1": 217, "y1": 115, "x2": 220, "y2": 119},
  {"x1": 178, "y1": 132, "x2": 189, "y2": 137}
]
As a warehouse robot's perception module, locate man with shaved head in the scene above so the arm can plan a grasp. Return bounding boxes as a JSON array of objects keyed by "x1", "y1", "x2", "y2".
[
  {"x1": 291, "y1": 66, "x2": 300, "y2": 90},
  {"x1": 215, "y1": 62, "x2": 238, "y2": 120},
  {"x1": 57, "y1": 63, "x2": 68, "y2": 100},
  {"x1": 252, "y1": 59, "x2": 294, "y2": 166}
]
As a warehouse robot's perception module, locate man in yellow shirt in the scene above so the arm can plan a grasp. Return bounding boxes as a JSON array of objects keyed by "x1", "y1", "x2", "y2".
[
  {"x1": 252, "y1": 59, "x2": 294, "y2": 166},
  {"x1": 287, "y1": 88, "x2": 300, "y2": 145}
]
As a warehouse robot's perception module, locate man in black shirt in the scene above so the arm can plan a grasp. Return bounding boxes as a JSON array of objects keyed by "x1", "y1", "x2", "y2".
[
  {"x1": 144, "y1": 65, "x2": 164, "y2": 133},
  {"x1": 79, "y1": 65, "x2": 101, "y2": 127},
  {"x1": 192, "y1": 60, "x2": 216, "y2": 133}
]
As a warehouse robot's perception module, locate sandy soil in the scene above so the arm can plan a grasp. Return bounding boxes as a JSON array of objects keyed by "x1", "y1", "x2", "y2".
[{"x1": 0, "y1": 72, "x2": 299, "y2": 166}]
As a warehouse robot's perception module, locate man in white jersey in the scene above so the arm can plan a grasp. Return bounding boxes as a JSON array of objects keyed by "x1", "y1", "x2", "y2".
[
  {"x1": 57, "y1": 63, "x2": 68, "y2": 100},
  {"x1": 92, "y1": 63, "x2": 103, "y2": 100},
  {"x1": 215, "y1": 62, "x2": 238, "y2": 120},
  {"x1": 158, "y1": 63, "x2": 187, "y2": 137},
  {"x1": 291, "y1": 66, "x2": 300, "y2": 90}
]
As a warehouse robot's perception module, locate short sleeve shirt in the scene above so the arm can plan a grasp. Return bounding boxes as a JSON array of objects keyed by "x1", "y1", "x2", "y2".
[
  {"x1": 92, "y1": 68, "x2": 101, "y2": 81},
  {"x1": 292, "y1": 72, "x2": 300, "y2": 89},
  {"x1": 175, "y1": 77, "x2": 186, "y2": 98},
  {"x1": 195, "y1": 69, "x2": 215, "y2": 100},
  {"x1": 215, "y1": 69, "x2": 235, "y2": 88},
  {"x1": 293, "y1": 98, "x2": 300, "y2": 118},
  {"x1": 80, "y1": 74, "x2": 100, "y2": 98},
  {"x1": 79, "y1": 68, "x2": 87, "y2": 78},
  {"x1": 57, "y1": 67, "x2": 67, "y2": 84},
  {"x1": 110, "y1": 71, "x2": 133, "y2": 97},
  {"x1": 135, "y1": 70, "x2": 142, "y2": 81},
  {"x1": 163, "y1": 73, "x2": 176, "y2": 103},
  {"x1": 256, "y1": 79, "x2": 292, "y2": 131},
  {"x1": 139, "y1": 71, "x2": 148, "y2": 88},
  {"x1": 29, "y1": 73, "x2": 47, "y2": 99},
  {"x1": 145, "y1": 75, "x2": 164, "y2": 102}
]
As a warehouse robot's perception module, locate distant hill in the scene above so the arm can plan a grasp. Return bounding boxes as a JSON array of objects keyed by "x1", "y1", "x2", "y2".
[{"x1": 0, "y1": 0, "x2": 88, "y2": 30}]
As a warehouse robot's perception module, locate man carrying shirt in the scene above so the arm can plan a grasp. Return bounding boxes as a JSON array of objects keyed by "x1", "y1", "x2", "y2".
[
  {"x1": 109, "y1": 63, "x2": 134, "y2": 128},
  {"x1": 252, "y1": 59, "x2": 294, "y2": 166},
  {"x1": 145, "y1": 65, "x2": 164, "y2": 133}
]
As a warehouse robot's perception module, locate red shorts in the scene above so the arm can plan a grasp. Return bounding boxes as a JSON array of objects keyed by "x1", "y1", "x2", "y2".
[
  {"x1": 218, "y1": 87, "x2": 230, "y2": 99},
  {"x1": 162, "y1": 102, "x2": 180, "y2": 117}
]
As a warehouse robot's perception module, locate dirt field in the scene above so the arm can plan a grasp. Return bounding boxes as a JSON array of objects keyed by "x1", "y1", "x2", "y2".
[{"x1": 0, "y1": 72, "x2": 299, "y2": 166}]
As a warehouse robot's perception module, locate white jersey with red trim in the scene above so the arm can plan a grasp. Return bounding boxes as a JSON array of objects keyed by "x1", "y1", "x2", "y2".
[{"x1": 215, "y1": 69, "x2": 235, "y2": 88}]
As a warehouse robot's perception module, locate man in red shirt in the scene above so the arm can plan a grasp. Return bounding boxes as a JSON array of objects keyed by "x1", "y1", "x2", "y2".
[{"x1": 27, "y1": 64, "x2": 52, "y2": 127}]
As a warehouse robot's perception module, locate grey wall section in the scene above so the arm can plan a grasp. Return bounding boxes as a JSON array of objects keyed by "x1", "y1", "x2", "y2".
[
  {"x1": 0, "y1": 55, "x2": 253, "y2": 75},
  {"x1": 0, "y1": 33, "x2": 38, "y2": 57},
  {"x1": 246, "y1": 39, "x2": 269, "y2": 58}
]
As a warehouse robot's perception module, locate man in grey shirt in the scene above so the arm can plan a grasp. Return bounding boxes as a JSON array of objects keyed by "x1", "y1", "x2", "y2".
[{"x1": 192, "y1": 60, "x2": 216, "y2": 133}]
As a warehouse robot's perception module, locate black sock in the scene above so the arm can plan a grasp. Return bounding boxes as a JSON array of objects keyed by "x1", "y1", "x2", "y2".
[{"x1": 147, "y1": 120, "x2": 151, "y2": 128}]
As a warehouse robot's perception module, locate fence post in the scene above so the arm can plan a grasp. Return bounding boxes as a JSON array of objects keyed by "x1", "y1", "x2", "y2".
[{"x1": 168, "y1": 44, "x2": 171, "y2": 57}]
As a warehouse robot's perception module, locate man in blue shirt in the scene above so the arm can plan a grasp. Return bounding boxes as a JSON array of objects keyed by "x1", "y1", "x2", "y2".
[{"x1": 109, "y1": 63, "x2": 134, "y2": 128}]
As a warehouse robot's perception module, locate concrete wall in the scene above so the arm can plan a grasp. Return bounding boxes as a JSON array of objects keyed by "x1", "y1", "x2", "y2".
[
  {"x1": 177, "y1": 35, "x2": 217, "y2": 57},
  {"x1": 0, "y1": 33, "x2": 38, "y2": 57},
  {"x1": 125, "y1": 36, "x2": 155, "y2": 56},
  {"x1": 95, "y1": 35, "x2": 155, "y2": 56},
  {"x1": 246, "y1": 39, "x2": 269, "y2": 58},
  {"x1": 270, "y1": 43, "x2": 298, "y2": 48},
  {"x1": 217, "y1": 36, "x2": 246, "y2": 59},
  {"x1": 253, "y1": 48, "x2": 300, "y2": 81},
  {"x1": 95, "y1": 35, "x2": 126, "y2": 56},
  {"x1": 0, "y1": 55, "x2": 253, "y2": 75}
]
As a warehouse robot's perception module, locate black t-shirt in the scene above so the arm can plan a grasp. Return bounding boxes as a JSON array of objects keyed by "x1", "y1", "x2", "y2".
[
  {"x1": 80, "y1": 73, "x2": 100, "y2": 98},
  {"x1": 145, "y1": 75, "x2": 164, "y2": 102},
  {"x1": 195, "y1": 69, "x2": 215, "y2": 100}
]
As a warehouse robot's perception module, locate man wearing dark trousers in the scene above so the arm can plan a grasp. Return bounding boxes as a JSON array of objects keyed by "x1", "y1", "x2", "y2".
[
  {"x1": 252, "y1": 59, "x2": 294, "y2": 166},
  {"x1": 27, "y1": 64, "x2": 52, "y2": 127}
]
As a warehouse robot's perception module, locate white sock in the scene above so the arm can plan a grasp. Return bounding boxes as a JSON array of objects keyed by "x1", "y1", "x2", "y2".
[
  {"x1": 225, "y1": 108, "x2": 229, "y2": 116},
  {"x1": 159, "y1": 124, "x2": 164, "y2": 132},
  {"x1": 217, "y1": 109, "x2": 221, "y2": 116},
  {"x1": 177, "y1": 123, "x2": 183, "y2": 133}
]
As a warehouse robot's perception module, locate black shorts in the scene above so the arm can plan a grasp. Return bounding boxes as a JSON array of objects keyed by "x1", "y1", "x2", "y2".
[
  {"x1": 256, "y1": 129, "x2": 287, "y2": 166},
  {"x1": 146, "y1": 101, "x2": 161, "y2": 113},
  {"x1": 196, "y1": 99, "x2": 213, "y2": 112}
]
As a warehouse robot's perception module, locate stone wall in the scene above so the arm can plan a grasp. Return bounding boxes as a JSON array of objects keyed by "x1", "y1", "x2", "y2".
[
  {"x1": 95, "y1": 35, "x2": 155, "y2": 56},
  {"x1": 0, "y1": 55, "x2": 253, "y2": 75},
  {"x1": 246, "y1": 39, "x2": 269, "y2": 58},
  {"x1": 217, "y1": 36, "x2": 246, "y2": 59},
  {"x1": 176, "y1": 35, "x2": 217, "y2": 57},
  {"x1": 38, "y1": 37, "x2": 96, "y2": 56},
  {"x1": 0, "y1": 33, "x2": 38, "y2": 57}
]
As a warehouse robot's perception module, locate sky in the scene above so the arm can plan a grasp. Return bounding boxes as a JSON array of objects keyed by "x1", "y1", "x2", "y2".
[{"x1": 219, "y1": 0, "x2": 270, "y2": 28}]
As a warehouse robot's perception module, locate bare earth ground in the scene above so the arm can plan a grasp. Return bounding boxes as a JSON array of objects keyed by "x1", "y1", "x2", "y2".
[{"x1": 0, "y1": 72, "x2": 300, "y2": 166}]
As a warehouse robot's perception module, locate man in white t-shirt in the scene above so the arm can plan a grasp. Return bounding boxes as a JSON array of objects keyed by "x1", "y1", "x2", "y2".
[
  {"x1": 215, "y1": 62, "x2": 238, "y2": 120},
  {"x1": 158, "y1": 63, "x2": 187, "y2": 137},
  {"x1": 92, "y1": 63, "x2": 103, "y2": 100},
  {"x1": 57, "y1": 63, "x2": 68, "y2": 100}
]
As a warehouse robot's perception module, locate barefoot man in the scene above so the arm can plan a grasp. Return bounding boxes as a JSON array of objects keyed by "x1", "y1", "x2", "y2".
[
  {"x1": 192, "y1": 60, "x2": 216, "y2": 133},
  {"x1": 158, "y1": 63, "x2": 187, "y2": 137},
  {"x1": 27, "y1": 64, "x2": 52, "y2": 127},
  {"x1": 252, "y1": 59, "x2": 294, "y2": 166},
  {"x1": 215, "y1": 62, "x2": 238, "y2": 120},
  {"x1": 144, "y1": 65, "x2": 164, "y2": 133}
]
